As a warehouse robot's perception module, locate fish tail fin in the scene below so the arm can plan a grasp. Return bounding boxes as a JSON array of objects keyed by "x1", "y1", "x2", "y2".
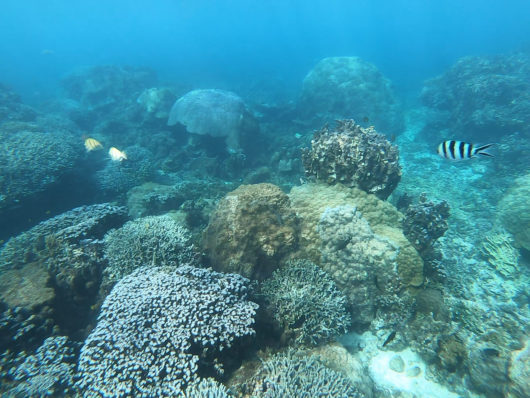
[{"x1": 474, "y1": 143, "x2": 495, "y2": 157}]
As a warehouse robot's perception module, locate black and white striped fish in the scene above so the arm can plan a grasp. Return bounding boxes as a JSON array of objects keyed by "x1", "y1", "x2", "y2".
[{"x1": 437, "y1": 140, "x2": 494, "y2": 160}]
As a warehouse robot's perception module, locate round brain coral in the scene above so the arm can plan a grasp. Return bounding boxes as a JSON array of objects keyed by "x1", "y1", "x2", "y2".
[
  {"x1": 203, "y1": 183, "x2": 299, "y2": 280},
  {"x1": 302, "y1": 119, "x2": 401, "y2": 200}
]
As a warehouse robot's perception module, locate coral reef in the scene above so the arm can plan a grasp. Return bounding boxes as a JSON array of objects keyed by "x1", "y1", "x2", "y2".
[
  {"x1": 498, "y1": 173, "x2": 530, "y2": 251},
  {"x1": 482, "y1": 228, "x2": 520, "y2": 278},
  {"x1": 62, "y1": 65, "x2": 156, "y2": 114},
  {"x1": 399, "y1": 193, "x2": 450, "y2": 258},
  {"x1": 260, "y1": 259, "x2": 350, "y2": 346},
  {"x1": 76, "y1": 266, "x2": 258, "y2": 397},
  {"x1": 317, "y1": 205, "x2": 408, "y2": 326},
  {"x1": 240, "y1": 350, "x2": 362, "y2": 397},
  {"x1": 203, "y1": 183, "x2": 299, "y2": 280},
  {"x1": 0, "y1": 84, "x2": 38, "y2": 122},
  {"x1": 0, "y1": 203, "x2": 126, "y2": 339},
  {"x1": 302, "y1": 120, "x2": 401, "y2": 200},
  {"x1": 0, "y1": 203, "x2": 127, "y2": 270},
  {"x1": 184, "y1": 378, "x2": 230, "y2": 397},
  {"x1": 288, "y1": 183, "x2": 422, "y2": 327},
  {"x1": 4, "y1": 336, "x2": 78, "y2": 397},
  {"x1": 289, "y1": 183, "x2": 423, "y2": 287},
  {"x1": 95, "y1": 145, "x2": 155, "y2": 195},
  {"x1": 103, "y1": 214, "x2": 197, "y2": 282},
  {"x1": 0, "y1": 262, "x2": 55, "y2": 352},
  {"x1": 300, "y1": 56, "x2": 404, "y2": 135},
  {"x1": 0, "y1": 121, "x2": 82, "y2": 211},
  {"x1": 168, "y1": 89, "x2": 259, "y2": 153},
  {"x1": 421, "y1": 52, "x2": 530, "y2": 141}
]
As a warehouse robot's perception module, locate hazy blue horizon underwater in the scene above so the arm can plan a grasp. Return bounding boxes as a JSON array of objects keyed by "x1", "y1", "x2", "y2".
[{"x1": 0, "y1": 1, "x2": 529, "y2": 397}]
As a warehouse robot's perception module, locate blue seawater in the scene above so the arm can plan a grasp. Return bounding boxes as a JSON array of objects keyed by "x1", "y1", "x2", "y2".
[{"x1": 0, "y1": 1, "x2": 529, "y2": 397}]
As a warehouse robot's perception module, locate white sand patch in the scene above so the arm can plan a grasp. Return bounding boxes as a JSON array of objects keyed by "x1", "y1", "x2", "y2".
[{"x1": 369, "y1": 348, "x2": 459, "y2": 398}]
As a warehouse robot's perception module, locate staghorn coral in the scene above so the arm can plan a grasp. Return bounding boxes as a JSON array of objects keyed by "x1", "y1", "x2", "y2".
[
  {"x1": 103, "y1": 213, "x2": 197, "y2": 283},
  {"x1": 203, "y1": 183, "x2": 299, "y2": 280},
  {"x1": 302, "y1": 119, "x2": 401, "y2": 200},
  {"x1": 76, "y1": 265, "x2": 258, "y2": 397},
  {"x1": 300, "y1": 56, "x2": 404, "y2": 135},
  {"x1": 241, "y1": 350, "x2": 362, "y2": 397},
  {"x1": 482, "y1": 228, "x2": 520, "y2": 278},
  {"x1": 184, "y1": 378, "x2": 230, "y2": 398},
  {"x1": 4, "y1": 336, "x2": 78, "y2": 397},
  {"x1": 260, "y1": 259, "x2": 350, "y2": 346}
]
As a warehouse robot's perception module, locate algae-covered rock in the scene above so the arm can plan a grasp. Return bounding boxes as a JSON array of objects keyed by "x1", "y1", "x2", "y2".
[
  {"x1": 498, "y1": 173, "x2": 530, "y2": 251},
  {"x1": 168, "y1": 89, "x2": 258, "y2": 153},
  {"x1": 301, "y1": 56, "x2": 404, "y2": 135},
  {"x1": 203, "y1": 183, "x2": 299, "y2": 280},
  {"x1": 508, "y1": 339, "x2": 530, "y2": 398},
  {"x1": 0, "y1": 262, "x2": 54, "y2": 309}
]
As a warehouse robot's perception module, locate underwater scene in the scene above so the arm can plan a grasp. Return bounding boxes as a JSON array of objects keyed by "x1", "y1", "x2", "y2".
[{"x1": 0, "y1": 1, "x2": 529, "y2": 397}]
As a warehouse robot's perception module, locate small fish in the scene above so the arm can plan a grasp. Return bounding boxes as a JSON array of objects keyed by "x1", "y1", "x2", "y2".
[
  {"x1": 437, "y1": 140, "x2": 494, "y2": 160},
  {"x1": 362, "y1": 116, "x2": 370, "y2": 123},
  {"x1": 382, "y1": 331, "x2": 396, "y2": 347},
  {"x1": 84, "y1": 137, "x2": 103, "y2": 152},
  {"x1": 109, "y1": 147, "x2": 127, "y2": 162}
]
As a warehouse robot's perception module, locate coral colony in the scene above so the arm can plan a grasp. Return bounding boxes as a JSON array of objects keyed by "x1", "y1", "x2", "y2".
[{"x1": 1, "y1": 50, "x2": 529, "y2": 398}]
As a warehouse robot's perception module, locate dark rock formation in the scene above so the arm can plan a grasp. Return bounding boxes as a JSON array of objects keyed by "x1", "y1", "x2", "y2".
[{"x1": 302, "y1": 120, "x2": 401, "y2": 200}]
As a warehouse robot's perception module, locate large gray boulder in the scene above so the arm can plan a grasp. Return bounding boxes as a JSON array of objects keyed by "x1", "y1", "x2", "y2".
[{"x1": 168, "y1": 89, "x2": 257, "y2": 153}]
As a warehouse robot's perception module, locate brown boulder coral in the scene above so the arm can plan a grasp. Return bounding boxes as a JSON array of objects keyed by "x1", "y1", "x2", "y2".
[{"x1": 203, "y1": 183, "x2": 299, "y2": 280}]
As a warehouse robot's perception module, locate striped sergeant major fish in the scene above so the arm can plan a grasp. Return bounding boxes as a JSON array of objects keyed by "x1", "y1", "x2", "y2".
[{"x1": 437, "y1": 140, "x2": 494, "y2": 160}]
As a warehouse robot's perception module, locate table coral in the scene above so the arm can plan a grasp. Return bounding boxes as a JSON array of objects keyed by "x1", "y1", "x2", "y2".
[{"x1": 76, "y1": 265, "x2": 258, "y2": 397}]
